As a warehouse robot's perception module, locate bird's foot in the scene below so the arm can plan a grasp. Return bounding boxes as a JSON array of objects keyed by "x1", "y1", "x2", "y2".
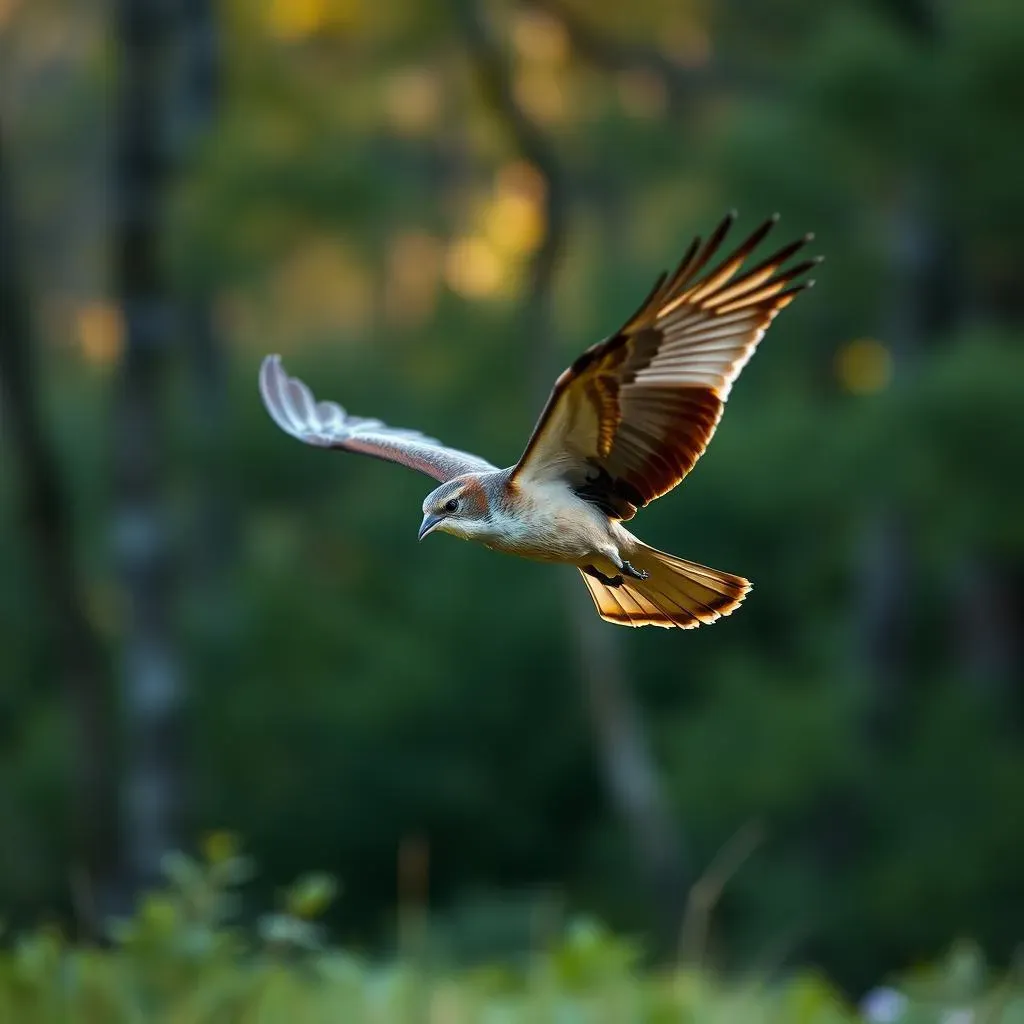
[
  {"x1": 583, "y1": 565, "x2": 625, "y2": 588},
  {"x1": 621, "y1": 560, "x2": 648, "y2": 580}
]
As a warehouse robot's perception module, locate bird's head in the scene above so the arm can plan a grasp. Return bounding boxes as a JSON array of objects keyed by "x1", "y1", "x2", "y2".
[{"x1": 419, "y1": 476, "x2": 492, "y2": 542}]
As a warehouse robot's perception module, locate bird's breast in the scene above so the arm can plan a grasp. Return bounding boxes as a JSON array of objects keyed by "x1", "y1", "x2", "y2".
[{"x1": 487, "y1": 480, "x2": 614, "y2": 563}]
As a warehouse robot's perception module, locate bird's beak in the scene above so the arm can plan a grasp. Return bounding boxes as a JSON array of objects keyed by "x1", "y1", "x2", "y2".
[{"x1": 418, "y1": 512, "x2": 444, "y2": 541}]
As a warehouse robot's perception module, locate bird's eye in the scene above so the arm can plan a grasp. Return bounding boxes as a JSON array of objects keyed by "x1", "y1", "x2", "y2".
[{"x1": 444, "y1": 498, "x2": 459, "y2": 514}]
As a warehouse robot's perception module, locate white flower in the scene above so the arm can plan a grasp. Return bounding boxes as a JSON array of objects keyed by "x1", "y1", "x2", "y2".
[{"x1": 860, "y1": 987, "x2": 909, "y2": 1023}]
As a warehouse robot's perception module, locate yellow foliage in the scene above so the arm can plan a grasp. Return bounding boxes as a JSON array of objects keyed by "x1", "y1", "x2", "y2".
[
  {"x1": 0, "y1": 0, "x2": 18, "y2": 31},
  {"x1": 272, "y1": 237, "x2": 373, "y2": 335},
  {"x1": 77, "y1": 302, "x2": 123, "y2": 365},
  {"x1": 484, "y1": 192, "x2": 545, "y2": 256},
  {"x1": 663, "y1": 15, "x2": 712, "y2": 68},
  {"x1": 513, "y1": 67, "x2": 567, "y2": 125},
  {"x1": 496, "y1": 160, "x2": 547, "y2": 204},
  {"x1": 444, "y1": 236, "x2": 504, "y2": 299},
  {"x1": 265, "y1": 0, "x2": 324, "y2": 39},
  {"x1": 384, "y1": 67, "x2": 444, "y2": 136},
  {"x1": 385, "y1": 231, "x2": 443, "y2": 326},
  {"x1": 511, "y1": 8, "x2": 570, "y2": 66},
  {"x1": 263, "y1": 0, "x2": 360, "y2": 40}
]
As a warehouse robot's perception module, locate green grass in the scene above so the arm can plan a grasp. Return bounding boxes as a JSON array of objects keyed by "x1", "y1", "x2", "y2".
[{"x1": 0, "y1": 839, "x2": 1019, "y2": 1023}]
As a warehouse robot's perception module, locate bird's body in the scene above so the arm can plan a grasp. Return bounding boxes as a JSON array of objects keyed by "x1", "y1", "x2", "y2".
[
  {"x1": 260, "y1": 212, "x2": 819, "y2": 628},
  {"x1": 434, "y1": 469, "x2": 627, "y2": 566}
]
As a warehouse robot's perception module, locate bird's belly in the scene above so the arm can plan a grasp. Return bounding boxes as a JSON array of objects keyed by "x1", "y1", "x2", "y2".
[
  {"x1": 486, "y1": 496, "x2": 612, "y2": 564},
  {"x1": 489, "y1": 534, "x2": 585, "y2": 562}
]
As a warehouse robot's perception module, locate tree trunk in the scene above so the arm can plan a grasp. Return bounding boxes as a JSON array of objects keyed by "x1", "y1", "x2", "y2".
[
  {"x1": 856, "y1": 182, "x2": 935, "y2": 744},
  {"x1": 0, "y1": 122, "x2": 116, "y2": 935},
  {"x1": 954, "y1": 555, "x2": 1018, "y2": 702},
  {"x1": 112, "y1": 0, "x2": 184, "y2": 895}
]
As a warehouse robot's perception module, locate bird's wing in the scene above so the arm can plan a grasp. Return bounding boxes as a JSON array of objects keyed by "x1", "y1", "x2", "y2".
[
  {"x1": 511, "y1": 213, "x2": 818, "y2": 519},
  {"x1": 260, "y1": 355, "x2": 497, "y2": 483}
]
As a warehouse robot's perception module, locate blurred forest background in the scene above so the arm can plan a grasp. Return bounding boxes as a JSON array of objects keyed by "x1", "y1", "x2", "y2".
[{"x1": 1, "y1": 0, "x2": 1023, "y2": 1001}]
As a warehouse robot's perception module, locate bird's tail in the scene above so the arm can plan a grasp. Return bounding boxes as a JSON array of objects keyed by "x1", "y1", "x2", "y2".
[{"x1": 578, "y1": 543, "x2": 750, "y2": 629}]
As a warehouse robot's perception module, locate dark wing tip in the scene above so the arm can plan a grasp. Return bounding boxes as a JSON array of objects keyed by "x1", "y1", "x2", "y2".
[
  {"x1": 616, "y1": 268, "x2": 671, "y2": 336},
  {"x1": 782, "y1": 257, "x2": 821, "y2": 279},
  {"x1": 711, "y1": 211, "x2": 736, "y2": 239}
]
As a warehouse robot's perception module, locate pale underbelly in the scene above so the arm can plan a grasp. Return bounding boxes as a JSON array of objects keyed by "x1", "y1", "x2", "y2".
[
  {"x1": 485, "y1": 536, "x2": 588, "y2": 563},
  {"x1": 483, "y1": 516, "x2": 627, "y2": 572}
]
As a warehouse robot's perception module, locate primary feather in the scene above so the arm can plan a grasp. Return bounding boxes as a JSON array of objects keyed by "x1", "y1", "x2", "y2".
[
  {"x1": 511, "y1": 212, "x2": 818, "y2": 520},
  {"x1": 259, "y1": 355, "x2": 496, "y2": 483}
]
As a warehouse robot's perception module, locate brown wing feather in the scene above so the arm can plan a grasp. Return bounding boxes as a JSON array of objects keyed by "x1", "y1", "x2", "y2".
[
  {"x1": 512, "y1": 213, "x2": 819, "y2": 517},
  {"x1": 260, "y1": 356, "x2": 496, "y2": 483}
]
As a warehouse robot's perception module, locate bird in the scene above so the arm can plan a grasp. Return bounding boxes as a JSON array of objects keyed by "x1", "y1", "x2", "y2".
[{"x1": 259, "y1": 211, "x2": 819, "y2": 629}]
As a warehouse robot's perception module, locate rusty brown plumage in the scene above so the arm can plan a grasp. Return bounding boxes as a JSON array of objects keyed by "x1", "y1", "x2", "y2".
[{"x1": 511, "y1": 212, "x2": 819, "y2": 520}]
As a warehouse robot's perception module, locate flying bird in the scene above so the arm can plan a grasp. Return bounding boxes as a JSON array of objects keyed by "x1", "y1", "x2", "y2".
[{"x1": 259, "y1": 212, "x2": 818, "y2": 628}]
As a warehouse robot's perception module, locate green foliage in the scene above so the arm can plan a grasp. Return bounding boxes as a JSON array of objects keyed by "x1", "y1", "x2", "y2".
[{"x1": 0, "y1": 846, "x2": 1020, "y2": 1022}]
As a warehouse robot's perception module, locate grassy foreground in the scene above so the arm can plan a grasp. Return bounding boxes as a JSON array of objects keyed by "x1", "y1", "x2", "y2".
[{"x1": 0, "y1": 841, "x2": 1017, "y2": 1023}]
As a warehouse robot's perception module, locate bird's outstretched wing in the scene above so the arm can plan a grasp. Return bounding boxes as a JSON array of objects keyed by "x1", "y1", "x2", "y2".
[
  {"x1": 511, "y1": 213, "x2": 818, "y2": 519},
  {"x1": 259, "y1": 355, "x2": 497, "y2": 483}
]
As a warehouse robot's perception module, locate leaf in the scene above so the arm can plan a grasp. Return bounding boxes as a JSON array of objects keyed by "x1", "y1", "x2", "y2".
[{"x1": 286, "y1": 872, "x2": 339, "y2": 920}]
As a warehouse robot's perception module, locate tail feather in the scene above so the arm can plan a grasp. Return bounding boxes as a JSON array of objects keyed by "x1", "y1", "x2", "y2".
[{"x1": 579, "y1": 544, "x2": 750, "y2": 629}]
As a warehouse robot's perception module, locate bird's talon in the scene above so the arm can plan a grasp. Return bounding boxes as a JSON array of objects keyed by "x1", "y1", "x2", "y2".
[{"x1": 622, "y1": 561, "x2": 648, "y2": 580}]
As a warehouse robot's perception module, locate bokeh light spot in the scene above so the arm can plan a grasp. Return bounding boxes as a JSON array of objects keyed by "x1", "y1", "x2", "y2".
[
  {"x1": 265, "y1": 0, "x2": 326, "y2": 39},
  {"x1": 444, "y1": 236, "x2": 504, "y2": 299},
  {"x1": 513, "y1": 67, "x2": 566, "y2": 125},
  {"x1": 512, "y1": 9, "x2": 569, "y2": 66},
  {"x1": 385, "y1": 231, "x2": 443, "y2": 326},
  {"x1": 384, "y1": 67, "x2": 442, "y2": 136},
  {"x1": 663, "y1": 17, "x2": 712, "y2": 68},
  {"x1": 484, "y1": 192, "x2": 544, "y2": 256},
  {"x1": 78, "y1": 302, "x2": 124, "y2": 365},
  {"x1": 836, "y1": 338, "x2": 893, "y2": 395},
  {"x1": 496, "y1": 160, "x2": 547, "y2": 203}
]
